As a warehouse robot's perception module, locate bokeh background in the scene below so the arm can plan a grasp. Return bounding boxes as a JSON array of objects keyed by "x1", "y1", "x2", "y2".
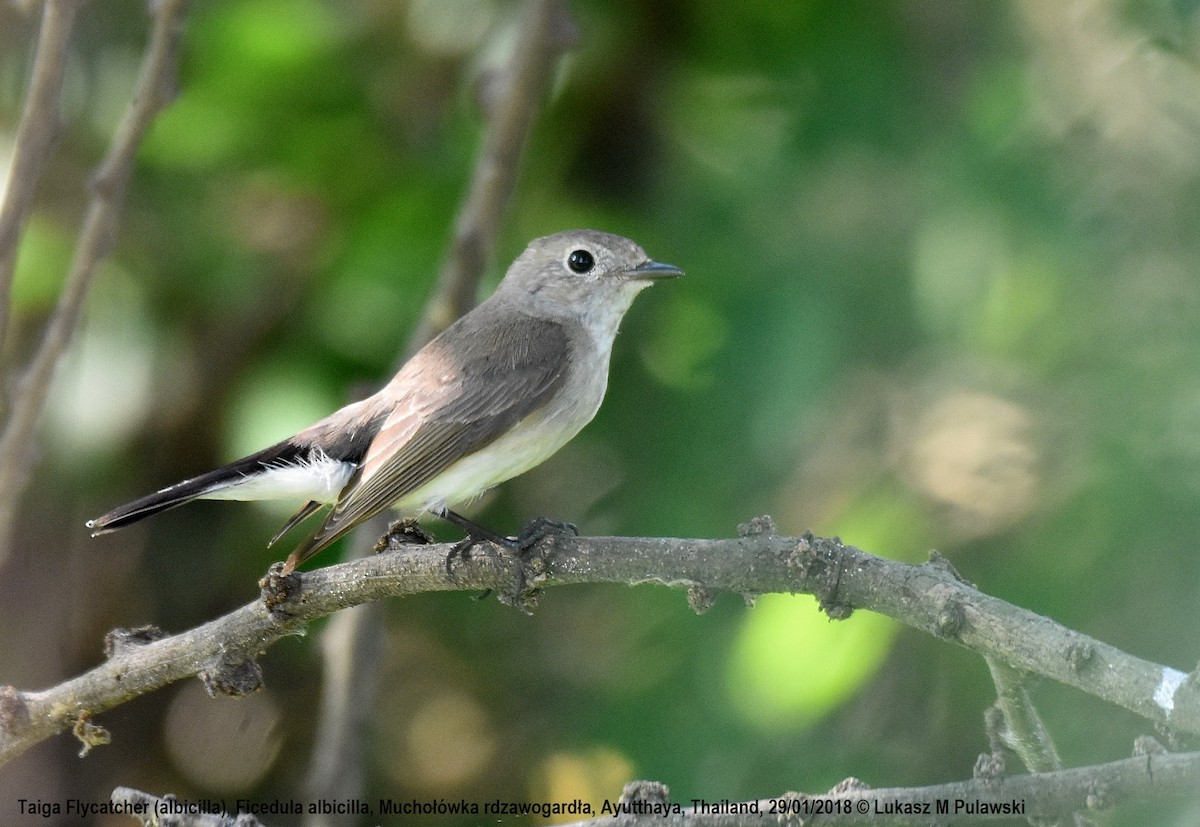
[{"x1": 3, "y1": 0, "x2": 1200, "y2": 824}]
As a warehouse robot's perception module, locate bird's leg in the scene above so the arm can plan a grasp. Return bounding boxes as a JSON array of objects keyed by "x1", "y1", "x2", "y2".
[
  {"x1": 440, "y1": 511, "x2": 578, "y2": 610},
  {"x1": 441, "y1": 509, "x2": 513, "y2": 547},
  {"x1": 515, "y1": 516, "x2": 578, "y2": 552},
  {"x1": 440, "y1": 508, "x2": 514, "y2": 600},
  {"x1": 494, "y1": 517, "x2": 578, "y2": 614},
  {"x1": 441, "y1": 511, "x2": 577, "y2": 561},
  {"x1": 441, "y1": 508, "x2": 513, "y2": 581}
]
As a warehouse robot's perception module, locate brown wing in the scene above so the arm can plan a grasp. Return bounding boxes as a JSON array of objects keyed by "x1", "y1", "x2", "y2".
[{"x1": 283, "y1": 312, "x2": 571, "y2": 571}]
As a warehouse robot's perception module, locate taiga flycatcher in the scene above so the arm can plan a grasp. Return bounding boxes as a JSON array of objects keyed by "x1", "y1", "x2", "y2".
[{"x1": 88, "y1": 229, "x2": 681, "y2": 572}]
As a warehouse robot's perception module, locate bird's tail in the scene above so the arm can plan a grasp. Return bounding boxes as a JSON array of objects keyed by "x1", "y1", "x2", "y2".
[{"x1": 87, "y1": 441, "x2": 304, "y2": 535}]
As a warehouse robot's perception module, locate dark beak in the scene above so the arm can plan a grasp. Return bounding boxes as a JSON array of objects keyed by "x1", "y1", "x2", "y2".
[{"x1": 627, "y1": 259, "x2": 684, "y2": 281}]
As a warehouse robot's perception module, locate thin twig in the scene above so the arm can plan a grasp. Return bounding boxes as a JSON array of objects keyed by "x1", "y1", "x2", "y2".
[
  {"x1": 0, "y1": 0, "x2": 87, "y2": 351},
  {"x1": 300, "y1": 602, "x2": 383, "y2": 824},
  {"x1": 985, "y1": 658, "x2": 1093, "y2": 827},
  {"x1": 592, "y1": 753, "x2": 1200, "y2": 826},
  {"x1": 303, "y1": 3, "x2": 574, "y2": 822},
  {"x1": 985, "y1": 657, "x2": 1062, "y2": 774},
  {"x1": 404, "y1": 0, "x2": 575, "y2": 351},
  {"x1": 0, "y1": 0, "x2": 191, "y2": 553},
  {"x1": 109, "y1": 751, "x2": 1200, "y2": 827},
  {"x1": 1, "y1": 529, "x2": 1196, "y2": 766}
]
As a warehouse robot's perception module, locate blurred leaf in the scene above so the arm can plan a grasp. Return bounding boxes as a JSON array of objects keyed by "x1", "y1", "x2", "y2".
[
  {"x1": 965, "y1": 61, "x2": 1032, "y2": 147},
  {"x1": 829, "y1": 485, "x2": 933, "y2": 563},
  {"x1": 224, "y1": 357, "x2": 343, "y2": 458},
  {"x1": 640, "y1": 292, "x2": 727, "y2": 390},
  {"x1": 12, "y1": 216, "x2": 72, "y2": 312},
  {"x1": 533, "y1": 748, "x2": 635, "y2": 824},
  {"x1": 729, "y1": 594, "x2": 898, "y2": 730},
  {"x1": 197, "y1": 0, "x2": 347, "y2": 79}
]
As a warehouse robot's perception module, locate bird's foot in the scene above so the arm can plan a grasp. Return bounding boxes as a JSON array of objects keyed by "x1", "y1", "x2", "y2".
[
  {"x1": 499, "y1": 516, "x2": 578, "y2": 614},
  {"x1": 439, "y1": 511, "x2": 575, "y2": 608},
  {"x1": 441, "y1": 509, "x2": 511, "y2": 577},
  {"x1": 515, "y1": 516, "x2": 578, "y2": 553}
]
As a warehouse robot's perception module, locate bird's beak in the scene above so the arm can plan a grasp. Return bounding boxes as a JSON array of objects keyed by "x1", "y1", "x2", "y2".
[{"x1": 626, "y1": 259, "x2": 684, "y2": 281}]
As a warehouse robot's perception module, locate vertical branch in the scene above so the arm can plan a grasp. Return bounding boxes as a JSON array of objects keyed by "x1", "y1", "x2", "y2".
[
  {"x1": 985, "y1": 658, "x2": 1093, "y2": 827},
  {"x1": 301, "y1": 2, "x2": 574, "y2": 824},
  {"x1": 0, "y1": 0, "x2": 88, "y2": 351},
  {"x1": 0, "y1": 0, "x2": 192, "y2": 554},
  {"x1": 404, "y1": 0, "x2": 576, "y2": 352},
  {"x1": 300, "y1": 604, "x2": 384, "y2": 816},
  {"x1": 985, "y1": 657, "x2": 1062, "y2": 774}
]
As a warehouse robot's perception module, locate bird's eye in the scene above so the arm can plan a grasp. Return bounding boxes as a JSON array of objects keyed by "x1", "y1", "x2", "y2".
[{"x1": 566, "y1": 249, "x2": 595, "y2": 274}]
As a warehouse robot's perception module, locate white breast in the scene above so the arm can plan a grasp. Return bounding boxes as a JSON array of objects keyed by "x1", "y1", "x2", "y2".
[{"x1": 398, "y1": 337, "x2": 611, "y2": 515}]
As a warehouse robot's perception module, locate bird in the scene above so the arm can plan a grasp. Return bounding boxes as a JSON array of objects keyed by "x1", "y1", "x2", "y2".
[{"x1": 88, "y1": 229, "x2": 682, "y2": 572}]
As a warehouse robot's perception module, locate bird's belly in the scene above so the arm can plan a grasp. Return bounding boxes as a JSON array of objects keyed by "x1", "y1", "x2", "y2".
[{"x1": 397, "y1": 372, "x2": 605, "y2": 515}]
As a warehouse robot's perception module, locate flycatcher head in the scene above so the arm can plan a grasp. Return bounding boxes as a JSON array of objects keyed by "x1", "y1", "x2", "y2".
[{"x1": 498, "y1": 230, "x2": 682, "y2": 331}]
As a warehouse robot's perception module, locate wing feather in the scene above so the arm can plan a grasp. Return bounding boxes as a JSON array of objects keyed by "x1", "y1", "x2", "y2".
[{"x1": 283, "y1": 312, "x2": 571, "y2": 570}]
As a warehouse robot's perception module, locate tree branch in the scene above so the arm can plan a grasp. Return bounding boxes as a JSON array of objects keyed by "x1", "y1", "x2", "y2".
[
  {"x1": 1, "y1": 526, "x2": 1196, "y2": 768},
  {"x1": 984, "y1": 657, "x2": 1062, "y2": 774},
  {"x1": 403, "y1": 0, "x2": 575, "y2": 351},
  {"x1": 0, "y1": 0, "x2": 191, "y2": 553},
  {"x1": 107, "y1": 749, "x2": 1200, "y2": 826},
  {"x1": 587, "y1": 752, "x2": 1200, "y2": 826},
  {"x1": 983, "y1": 658, "x2": 1092, "y2": 826},
  {"x1": 304, "y1": 4, "x2": 575, "y2": 821},
  {"x1": 0, "y1": 0, "x2": 87, "y2": 351}
]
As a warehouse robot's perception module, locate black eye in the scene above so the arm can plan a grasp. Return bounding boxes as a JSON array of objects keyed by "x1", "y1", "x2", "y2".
[{"x1": 567, "y1": 249, "x2": 595, "y2": 274}]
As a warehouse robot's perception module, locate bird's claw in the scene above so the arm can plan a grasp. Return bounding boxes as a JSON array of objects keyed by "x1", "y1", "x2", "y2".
[
  {"x1": 516, "y1": 516, "x2": 578, "y2": 553},
  {"x1": 497, "y1": 516, "x2": 577, "y2": 613},
  {"x1": 445, "y1": 533, "x2": 506, "y2": 577},
  {"x1": 443, "y1": 515, "x2": 576, "y2": 609}
]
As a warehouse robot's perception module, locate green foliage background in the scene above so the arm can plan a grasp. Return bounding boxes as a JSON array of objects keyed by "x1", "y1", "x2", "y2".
[{"x1": 2, "y1": 1, "x2": 1200, "y2": 824}]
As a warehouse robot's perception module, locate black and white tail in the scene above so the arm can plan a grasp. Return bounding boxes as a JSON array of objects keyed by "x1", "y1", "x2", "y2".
[{"x1": 87, "y1": 441, "x2": 308, "y2": 535}]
